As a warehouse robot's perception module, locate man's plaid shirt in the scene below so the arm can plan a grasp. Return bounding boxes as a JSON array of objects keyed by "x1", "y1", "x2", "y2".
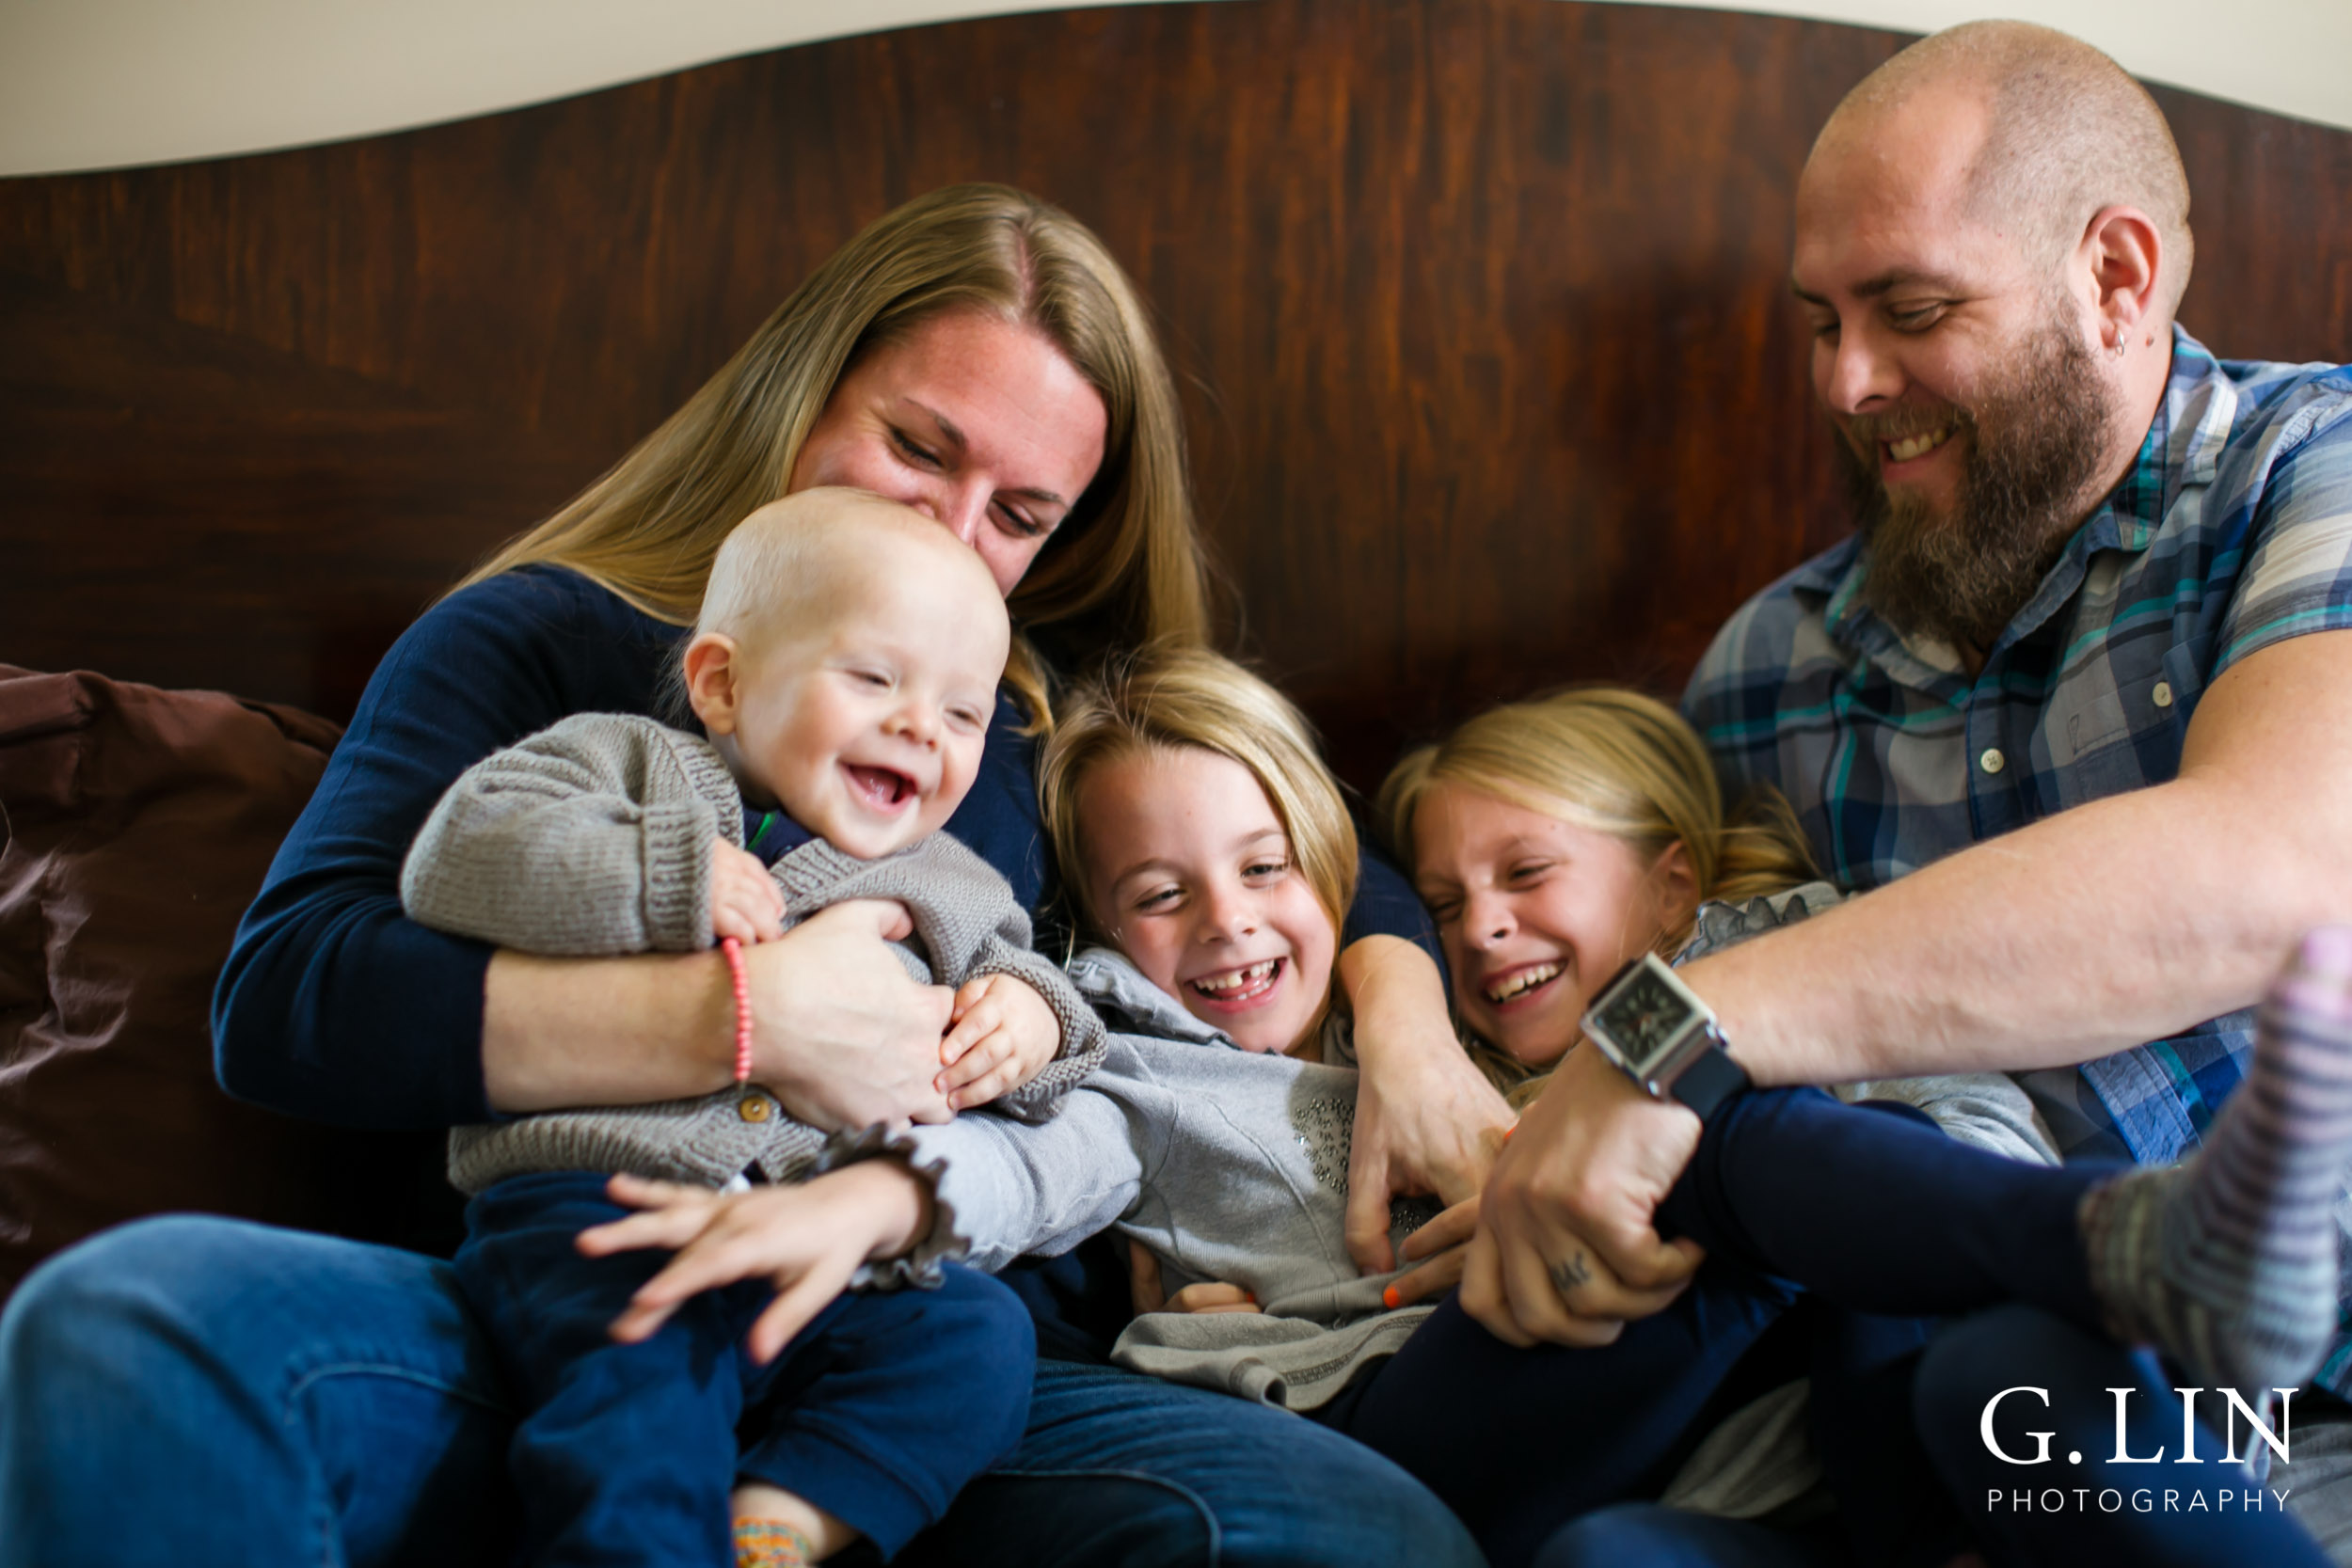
[
  {"x1": 1684, "y1": 327, "x2": 2352, "y2": 1171},
  {"x1": 1686, "y1": 328, "x2": 2352, "y2": 1386}
]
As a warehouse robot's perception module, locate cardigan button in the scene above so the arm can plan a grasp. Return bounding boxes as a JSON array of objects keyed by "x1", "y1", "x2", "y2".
[{"x1": 738, "y1": 1095, "x2": 772, "y2": 1123}]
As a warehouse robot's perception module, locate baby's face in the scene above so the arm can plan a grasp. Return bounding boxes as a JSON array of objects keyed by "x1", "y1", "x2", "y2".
[{"x1": 729, "y1": 568, "x2": 1008, "y2": 859}]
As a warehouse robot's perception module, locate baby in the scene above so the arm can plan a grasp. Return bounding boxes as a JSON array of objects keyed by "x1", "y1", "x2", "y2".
[{"x1": 400, "y1": 488, "x2": 1104, "y2": 1568}]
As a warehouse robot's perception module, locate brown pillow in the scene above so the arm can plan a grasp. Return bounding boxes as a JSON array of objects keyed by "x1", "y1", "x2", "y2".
[{"x1": 0, "y1": 665, "x2": 385, "y2": 1297}]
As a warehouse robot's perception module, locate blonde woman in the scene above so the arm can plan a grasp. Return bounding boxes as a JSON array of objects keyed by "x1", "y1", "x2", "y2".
[{"x1": 0, "y1": 189, "x2": 1485, "y2": 1568}]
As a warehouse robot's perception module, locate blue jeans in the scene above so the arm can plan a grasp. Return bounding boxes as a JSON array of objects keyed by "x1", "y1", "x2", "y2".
[
  {"x1": 455, "y1": 1172, "x2": 1033, "y2": 1563},
  {"x1": 0, "y1": 1216, "x2": 1484, "y2": 1568},
  {"x1": 1532, "y1": 1504, "x2": 1845, "y2": 1568}
]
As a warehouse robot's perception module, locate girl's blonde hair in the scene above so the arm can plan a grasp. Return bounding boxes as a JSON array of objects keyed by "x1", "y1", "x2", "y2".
[
  {"x1": 1040, "y1": 646, "x2": 1358, "y2": 964},
  {"x1": 1375, "y1": 686, "x2": 1818, "y2": 1101},
  {"x1": 457, "y1": 183, "x2": 1210, "y2": 724}
]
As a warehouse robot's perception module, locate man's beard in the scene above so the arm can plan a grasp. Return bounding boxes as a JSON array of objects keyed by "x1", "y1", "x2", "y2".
[{"x1": 1837, "y1": 314, "x2": 2116, "y2": 653}]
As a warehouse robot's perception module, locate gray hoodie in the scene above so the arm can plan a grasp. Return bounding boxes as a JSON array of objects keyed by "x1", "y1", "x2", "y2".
[
  {"x1": 899, "y1": 945, "x2": 1438, "y2": 1410},
  {"x1": 893, "y1": 883, "x2": 2060, "y2": 1520}
]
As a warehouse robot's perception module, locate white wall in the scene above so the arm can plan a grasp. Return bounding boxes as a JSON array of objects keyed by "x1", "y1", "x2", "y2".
[{"x1": 2, "y1": 0, "x2": 2345, "y2": 179}]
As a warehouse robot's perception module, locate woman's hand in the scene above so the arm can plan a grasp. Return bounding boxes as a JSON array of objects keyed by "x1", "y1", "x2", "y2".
[
  {"x1": 579, "y1": 1164, "x2": 931, "y2": 1362},
  {"x1": 1341, "y1": 937, "x2": 1514, "y2": 1273},
  {"x1": 746, "y1": 900, "x2": 957, "y2": 1128},
  {"x1": 937, "y1": 973, "x2": 1057, "y2": 1110},
  {"x1": 1380, "y1": 1196, "x2": 1479, "y2": 1308},
  {"x1": 484, "y1": 899, "x2": 953, "y2": 1120},
  {"x1": 1456, "y1": 1044, "x2": 1705, "y2": 1347},
  {"x1": 709, "y1": 837, "x2": 786, "y2": 944}
]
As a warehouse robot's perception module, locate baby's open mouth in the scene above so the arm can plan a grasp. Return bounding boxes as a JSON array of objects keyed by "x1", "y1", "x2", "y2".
[
  {"x1": 1484, "y1": 961, "x2": 1562, "y2": 1006},
  {"x1": 1190, "y1": 958, "x2": 1283, "y2": 1004},
  {"x1": 844, "y1": 764, "x2": 916, "y2": 809}
]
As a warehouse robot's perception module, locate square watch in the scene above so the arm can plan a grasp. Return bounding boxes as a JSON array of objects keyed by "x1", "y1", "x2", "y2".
[{"x1": 1579, "y1": 952, "x2": 1750, "y2": 1118}]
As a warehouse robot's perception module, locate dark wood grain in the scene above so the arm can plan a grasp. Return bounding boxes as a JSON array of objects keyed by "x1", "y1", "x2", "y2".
[{"x1": 5, "y1": 0, "x2": 2348, "y2": 786}]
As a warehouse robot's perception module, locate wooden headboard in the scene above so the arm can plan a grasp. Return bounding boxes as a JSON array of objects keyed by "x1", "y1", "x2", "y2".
[{"x1": 7, "y1": 0, "x2": 2350, "y2": 789}]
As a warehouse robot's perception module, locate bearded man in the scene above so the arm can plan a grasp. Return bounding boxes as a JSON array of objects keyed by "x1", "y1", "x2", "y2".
[{"x1": 1459, "y1": 20, "x2": 2352, "y2": 1565}]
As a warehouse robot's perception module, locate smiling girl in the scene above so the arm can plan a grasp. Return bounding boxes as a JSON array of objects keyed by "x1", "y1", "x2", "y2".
[
  {"x1": 591, "y1": 663, "x2": 2352, "y2": 1568},
  {"x1": 1360, "y1": 686, "x2": 2350, "y2": 1568}
]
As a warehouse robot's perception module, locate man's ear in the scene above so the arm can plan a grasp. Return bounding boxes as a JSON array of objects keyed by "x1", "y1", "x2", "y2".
[
  {"x1": 2079, "y1": 204, "x2": 2165, "y2": 350},
  {"x1": 682, "y1": 632, "x2": 743, "y2": 736}
]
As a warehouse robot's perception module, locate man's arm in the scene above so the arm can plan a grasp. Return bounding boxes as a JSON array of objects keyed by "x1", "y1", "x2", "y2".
[
  {"x1": 1463, "y1": 628, "x2": 2352, "y2": 1343},
  {"x1": 1701, "y1": 627, "x2": 2352, "y2": 1085}
]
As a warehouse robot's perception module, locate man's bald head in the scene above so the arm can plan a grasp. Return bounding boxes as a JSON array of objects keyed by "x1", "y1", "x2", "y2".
[{"x1": 1816, "y1": 21, "x2": 2193, "y2": 317}]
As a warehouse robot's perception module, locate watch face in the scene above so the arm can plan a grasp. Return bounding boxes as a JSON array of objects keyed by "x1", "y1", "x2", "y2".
[{"x1": 1595, "y1": 965, "x2": 1697, "y2": 1067}]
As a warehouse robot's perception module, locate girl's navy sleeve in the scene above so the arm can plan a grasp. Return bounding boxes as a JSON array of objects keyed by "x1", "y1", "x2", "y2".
[
  {"x1": 1345, "y1": 840, "x2": 1445, "y2": 975},
  {"x1": 211, "y1": 569, "x2": 681, "y2": 1128}
]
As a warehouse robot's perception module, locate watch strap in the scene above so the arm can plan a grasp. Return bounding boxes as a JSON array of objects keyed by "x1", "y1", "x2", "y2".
[{"x1": 1666, "y1": 1030, "x2": 1750, "y2": 1119}]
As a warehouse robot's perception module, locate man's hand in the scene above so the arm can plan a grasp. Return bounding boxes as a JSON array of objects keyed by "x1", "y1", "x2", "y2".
[
  {"x1": 708, "y1": 837, "x2": 786, "y2": 944},
  {"x1": 1457, "y1": 1045, "x2": 1706, "y2": 1346},
  {"x1": 580, "y1": 1164, "x2": 930, "y2": 1363},
  {"x1": 744, "y1": 900, "x2": 955, "y2": 1128},
  {"x1": 937, "y1": 973, "x2": 1058, "y2": 1110},
  {"x1": 1341, "y1": 936, "x2": 1515, "y2": 1272}
]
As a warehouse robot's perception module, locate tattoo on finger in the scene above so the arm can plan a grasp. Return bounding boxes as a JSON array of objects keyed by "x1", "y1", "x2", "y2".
[{"x1": 1549, "y1": 1252, "x2": 1593, "y2": 1298}]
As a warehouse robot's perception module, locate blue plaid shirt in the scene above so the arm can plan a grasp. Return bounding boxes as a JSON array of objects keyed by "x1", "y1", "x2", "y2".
[{"x1": 1685, "y1": 328, "x2": 2352, "y2": 1172}]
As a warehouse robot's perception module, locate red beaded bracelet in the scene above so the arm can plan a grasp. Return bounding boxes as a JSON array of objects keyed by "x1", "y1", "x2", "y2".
[{"x1": 720, "y1": 936, "x2": 754, "y2": 1083}]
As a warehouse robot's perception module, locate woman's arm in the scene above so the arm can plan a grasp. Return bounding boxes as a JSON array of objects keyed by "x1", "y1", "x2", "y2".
[
  {"x1": 212, "y1": 568, "x2": 953, "y2": 1130},
  {"x1": 483, "y1": 903, "x2": 953, "y2": 1124}
]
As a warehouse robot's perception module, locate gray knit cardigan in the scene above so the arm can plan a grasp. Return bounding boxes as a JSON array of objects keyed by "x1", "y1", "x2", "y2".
[{"x1": 398, "y1": 711, "x2": 1105, "y2": 1197}]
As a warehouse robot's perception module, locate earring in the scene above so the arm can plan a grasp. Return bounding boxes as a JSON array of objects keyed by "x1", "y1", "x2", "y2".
[{"x1": 2108, "y1": 336, "x2": 2129, "y2": 360}]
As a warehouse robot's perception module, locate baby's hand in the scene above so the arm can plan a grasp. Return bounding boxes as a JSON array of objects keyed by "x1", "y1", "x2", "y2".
[
  {"x1": 937, "y1": 973, "x2": 1058, "y2": 1110},
  {"x1": 709, "y1": 837, "x2": 785, "y2": 944}
]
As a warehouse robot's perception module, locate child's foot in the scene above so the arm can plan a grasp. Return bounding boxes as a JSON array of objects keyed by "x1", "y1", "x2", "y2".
[
  {"x1": 2078, "y1": 927, "x2": 2352, "y2": 1400},
  {"x1": 731, "y1": 1480, "x2": 855, "y2": 1567},
  {"x1": 735, "y1": 1517, "x2": 820, "y2": 1568}
]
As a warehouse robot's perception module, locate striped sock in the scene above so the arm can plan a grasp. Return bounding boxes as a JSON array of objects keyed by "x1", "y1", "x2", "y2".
[
  {"x1": 2079, "y1": 926, "x2": 2352, "y2": 1401},
  {"x1": 735, "y1": 1518, "x2": 819, "y2": 1568}
]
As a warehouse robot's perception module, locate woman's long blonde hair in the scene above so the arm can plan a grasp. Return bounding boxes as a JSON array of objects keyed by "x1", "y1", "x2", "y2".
[
  {"x1": 458, "y1": 183, "x2": 1210, "y2": 722},
  {"x1": 1039, "y1": 646, "x2": 1357, "y2": 974},
  {"x1": 1376, "y1": 686, "x2": 1818, "y2": 1101}
]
